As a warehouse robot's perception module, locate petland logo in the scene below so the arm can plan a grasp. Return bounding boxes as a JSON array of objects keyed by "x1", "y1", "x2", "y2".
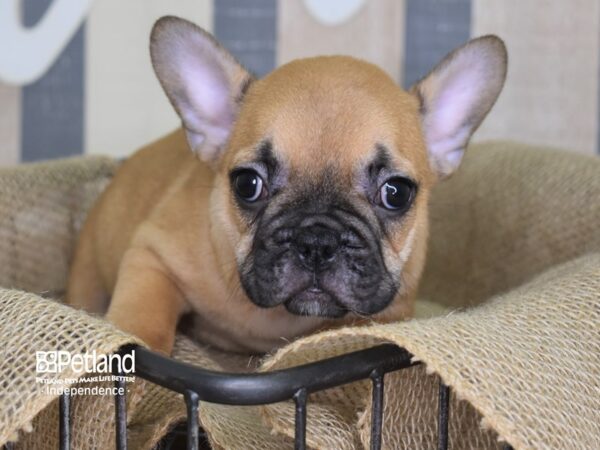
[{"x1": 36, "y1": 350, "x2": 135, "y2": 374}]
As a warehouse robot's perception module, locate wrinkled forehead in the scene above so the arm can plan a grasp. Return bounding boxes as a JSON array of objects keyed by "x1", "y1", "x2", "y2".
[
  {"x1": 269, "y1": 95, "x2": 400, "y2": 173},
  {"x1": 227, "y1": 61, "x2": 431, "y2": 183}
]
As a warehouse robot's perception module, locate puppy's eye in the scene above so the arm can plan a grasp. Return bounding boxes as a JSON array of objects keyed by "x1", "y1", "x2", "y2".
[
  {"x1": 233, "y1": 170, "x2": 265, "y2": 202},
  {"x1": 378, "y1": 177, "x2": 415, "y2": 211}
]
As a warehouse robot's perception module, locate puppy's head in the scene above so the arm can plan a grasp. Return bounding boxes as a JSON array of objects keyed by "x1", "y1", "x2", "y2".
[{"x1": 151, "y1": 17, "x2": 507, "y2": 320}]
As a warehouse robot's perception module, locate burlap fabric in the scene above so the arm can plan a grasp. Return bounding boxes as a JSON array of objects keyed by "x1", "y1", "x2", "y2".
[{"x1": 0, "y1": 142, "x2": 598, "y2": 449}]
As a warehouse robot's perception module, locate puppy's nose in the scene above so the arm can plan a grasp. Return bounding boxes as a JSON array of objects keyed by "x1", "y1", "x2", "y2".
[{"x1": 293, "y1": 225, "x2": 340, "y2": 270}]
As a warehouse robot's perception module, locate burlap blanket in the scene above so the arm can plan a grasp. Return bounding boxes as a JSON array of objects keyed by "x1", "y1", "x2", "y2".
[{"x1": 0, "y1": 141, "x2": 598, "y2": 449}]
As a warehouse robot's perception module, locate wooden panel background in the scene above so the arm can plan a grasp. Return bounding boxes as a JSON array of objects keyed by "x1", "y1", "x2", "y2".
[
  {"x1": 0, "y1": 0, "x2": 599, "y2": 164},
  {"x1": 472, "y1": 0, "x2": 600, "y2": 154},
  {"x1": 0, "y1": 85, "x2": 20, "y2": 166},
  {"x1": 85, "y1": 0, "x2": 212, "y2": 158},
  {"x1": 277, "y1": 0, "x2": 405, "y2": 83},
  {"x1": 21, "y1": 0, "x2": 85, "y2": 162}
]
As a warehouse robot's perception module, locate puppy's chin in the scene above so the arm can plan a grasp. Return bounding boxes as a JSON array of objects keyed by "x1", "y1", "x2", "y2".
[{"x1": 284, "y1": 289, "x2": 348, "y2": 318}]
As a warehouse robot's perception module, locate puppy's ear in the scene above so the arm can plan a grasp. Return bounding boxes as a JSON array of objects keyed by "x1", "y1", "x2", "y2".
[
  {"x1": 411, "y1": 35, "x2": 507, "y2": 178},
  {"x1": 150, "y1": 16, "x2": 253, "y2": 164}
]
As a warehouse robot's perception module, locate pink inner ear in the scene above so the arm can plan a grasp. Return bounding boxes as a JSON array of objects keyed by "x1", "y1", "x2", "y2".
[
  {"x1": 423, "y1": 63, "x2": 488, "y2": 176},
  {"x1": 428, "y1": 69, "x2": 481, "y2": 146},
  {"x1": 176, "y1": 46, "x2": 235, "y2": 138}
]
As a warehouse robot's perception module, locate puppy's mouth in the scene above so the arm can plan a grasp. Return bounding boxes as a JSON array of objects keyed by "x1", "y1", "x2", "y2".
[{"x1": 283, "y1": 287, "x2": 348, "y2": 318}]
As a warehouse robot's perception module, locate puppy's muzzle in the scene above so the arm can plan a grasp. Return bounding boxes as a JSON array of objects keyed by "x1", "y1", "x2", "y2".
[
  {"x1": 293, "y1": 224, "x2": 340, "y2": 271},
  {"x1": 240, "y1": 205, "x2": 396, "y2": 318}
]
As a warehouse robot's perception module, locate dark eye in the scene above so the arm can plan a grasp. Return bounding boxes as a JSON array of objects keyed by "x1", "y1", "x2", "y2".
[
  {"x1": 233, "y1": 169, "x2": 265, "y2": 202},
  {"x1": 379, "y1": 177, "x2": 415, "y2": 211}
]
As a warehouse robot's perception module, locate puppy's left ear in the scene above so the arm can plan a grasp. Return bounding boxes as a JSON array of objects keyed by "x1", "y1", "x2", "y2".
[
  {"x1": 150, "y1": 16, "x2": 253, "y2": 164},
  {"x1": 411, "y1": 35, "x2": 507, "y2": 179}
]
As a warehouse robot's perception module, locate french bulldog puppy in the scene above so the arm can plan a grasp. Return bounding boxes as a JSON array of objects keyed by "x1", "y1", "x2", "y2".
[{"x1": 66, "y1": 16, "x2": 506, "y2": 354}]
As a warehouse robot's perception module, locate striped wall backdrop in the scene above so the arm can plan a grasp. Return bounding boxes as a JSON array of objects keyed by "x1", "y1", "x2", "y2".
[{"x1": 1, "y1": 0, "x2": 599, "y2": 166}]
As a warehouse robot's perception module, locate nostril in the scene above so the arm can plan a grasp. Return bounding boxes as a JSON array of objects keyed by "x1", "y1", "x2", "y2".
[
  {"x1": 321, "y1": 245, "x2": 336, "y2": 261},
  {"x1": 299, "y1": 244, "x2": 312, "y2": 259},
  {"x1": 293, "y1": 225, "x2": 340, "y2": 268}
]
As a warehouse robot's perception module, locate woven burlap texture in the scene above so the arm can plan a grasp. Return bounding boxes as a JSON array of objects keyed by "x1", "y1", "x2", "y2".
[{"x1": 0, "y1": 142, "x2": 598, "y2": 449}]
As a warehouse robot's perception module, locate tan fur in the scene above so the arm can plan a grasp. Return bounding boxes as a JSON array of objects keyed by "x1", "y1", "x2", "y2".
[{"x1": 66, "y1": 20, "x2": 505, "y2": 355}]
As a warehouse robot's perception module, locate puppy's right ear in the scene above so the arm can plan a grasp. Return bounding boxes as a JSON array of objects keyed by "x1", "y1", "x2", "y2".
[{"x1": 150, "y1": 16, "x2": 253, "y2": 164}]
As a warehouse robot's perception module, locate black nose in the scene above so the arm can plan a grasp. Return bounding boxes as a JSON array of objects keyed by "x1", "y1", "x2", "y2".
[{"x1": 293, "y1": 225, "x2": 340, "y2": 270}]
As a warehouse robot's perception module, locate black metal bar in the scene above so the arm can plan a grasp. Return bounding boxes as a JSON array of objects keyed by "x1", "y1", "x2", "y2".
[
  {"x1": 114, "y1": 374, "x2": 127, "y2": 450},
  {"x1": 370, "y1": 370, "x2": 384, "y2": 450},
  {"x1": 121, "y1": 343, "x2": 416, "y2": 405},
  {"x1": 293, "y1": 388, "x2": 307, "y2": 450},
  {"x1": 438, "y1": 381, "x2": 450, "y2": 450},
  {"x1": 59, "y1": 392, "x2": 71, "y2": 450},
  {"x1": 184, "y1": 390, "x2": 200, "y2": 450}
]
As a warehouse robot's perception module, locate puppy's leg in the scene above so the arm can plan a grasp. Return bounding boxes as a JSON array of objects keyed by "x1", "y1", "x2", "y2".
[
  {"x1": 106, "y1": 248, "x2": 187, "y2": 354},
  {"x1": 66, "y1": 226, "x2": 109, "y2": 313}
]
